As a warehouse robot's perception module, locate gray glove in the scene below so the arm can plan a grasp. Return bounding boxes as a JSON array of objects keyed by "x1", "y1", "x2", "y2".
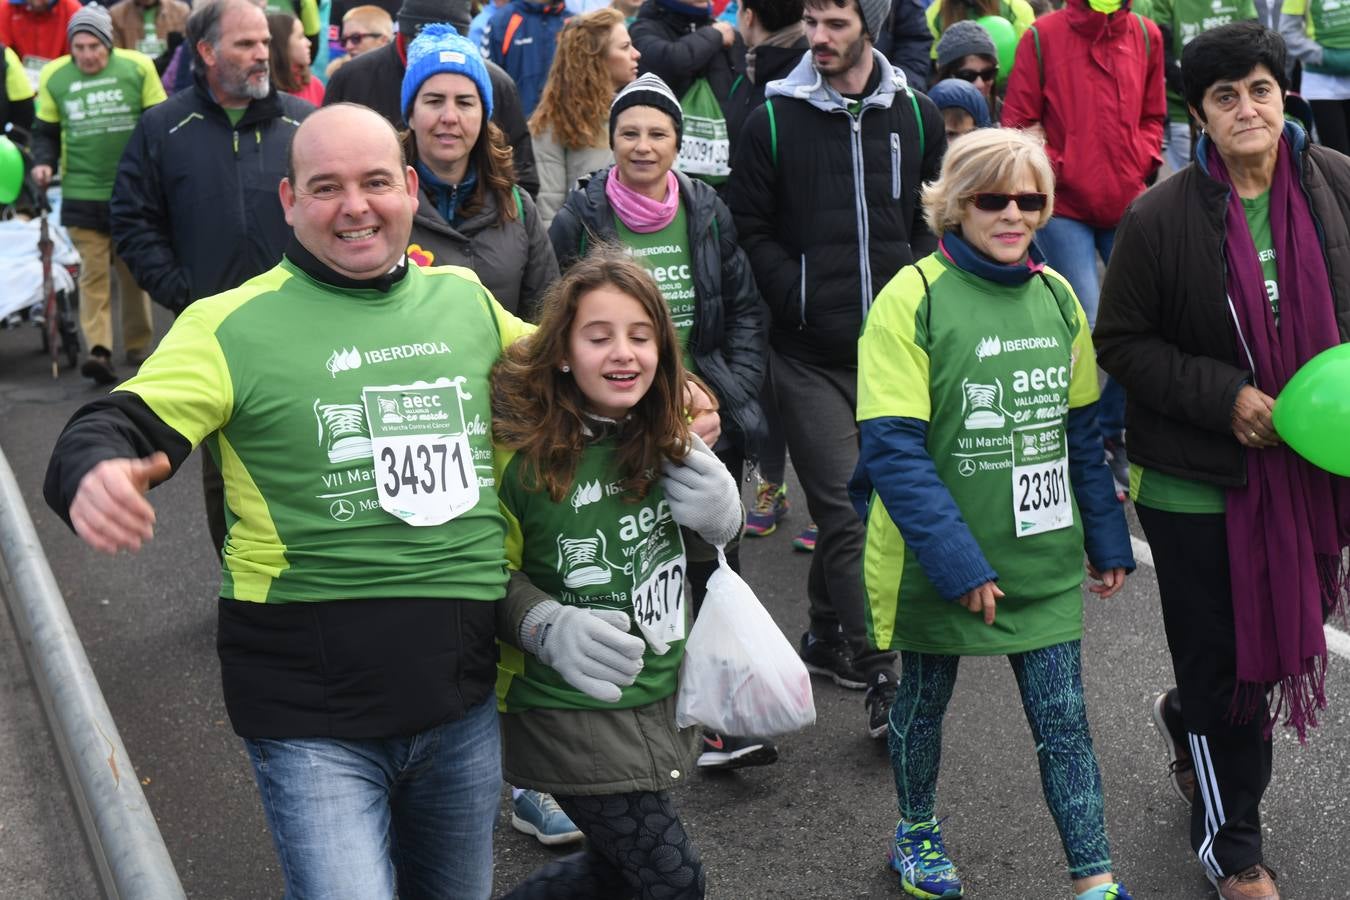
[
  {"x1": 661, "y1": 432, "x2": 742, "y2": 547},
  {"x1": 519, "y1": 599, "x2": 645, "y2": 703}
]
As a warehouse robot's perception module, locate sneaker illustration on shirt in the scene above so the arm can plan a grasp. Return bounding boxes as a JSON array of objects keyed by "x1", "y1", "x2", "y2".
[
  {"x1": 960, "y1": 378, "x2": 1007, "y2": 430},
  {"x1": 557, "y1": 531, "x2": 616, "y2": 589},
  {"x1": 314, "y1": 400, "x2": 372, "y2": 464}
]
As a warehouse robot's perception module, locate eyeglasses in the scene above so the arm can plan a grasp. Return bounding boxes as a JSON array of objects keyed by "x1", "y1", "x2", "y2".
[
  {"x1": 969, "y1": 192, "x2": 1048, "y2": 212},
  {"x1": 341, "y1": 32, "x2": 381, "y2": 47},
  {"x1": 954, "y1": 66, "x2": 998, "y2": 83}
]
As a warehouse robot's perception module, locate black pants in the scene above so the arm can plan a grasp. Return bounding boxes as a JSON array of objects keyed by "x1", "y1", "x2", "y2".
[
  {"x1": 500, "y1": 790, "x2": 704, "y2": 899},
  {"x1": 1136, "y1": 505, "x2": 1272, "y2": 878}
]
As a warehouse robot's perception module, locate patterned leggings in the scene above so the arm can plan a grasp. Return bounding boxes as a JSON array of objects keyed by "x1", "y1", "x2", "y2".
[
  {"x1": 500, "y1": 790, "x2": 704, "y2": 899},
  {"x1": 888, "y1": 640, "x2": 1112, "y2": 879}
]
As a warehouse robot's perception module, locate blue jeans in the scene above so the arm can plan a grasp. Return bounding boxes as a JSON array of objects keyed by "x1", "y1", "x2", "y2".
[
  {"x1": 1036, "y1": 215, "x2": 1125, "y2": 443},
  {"x1": 244, "y1": 696, "x2": 501, "y2": 900}
]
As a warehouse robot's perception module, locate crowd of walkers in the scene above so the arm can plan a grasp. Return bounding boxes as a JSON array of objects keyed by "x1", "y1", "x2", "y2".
[{"x1": 3, "y1": 0, "x2": 1346, "y2": 895}]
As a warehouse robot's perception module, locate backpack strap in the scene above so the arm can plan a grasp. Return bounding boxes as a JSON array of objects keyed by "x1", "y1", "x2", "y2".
[
  {"x1": 501, "y1": 13, "x2": 525, "y2": 56},
  {"x1": 906, "y1": 87, "x2": 924, "y2": 159},
  {"x1": 765, "y1": 97, "x2": 778, "y2": 168},
  {"x1": 1133, "y1": 11, "x2": 1149, "y2": 57},
  {"x1": 512, "y1": 185, "x2": 524, "y2": 221},
  {"x1": 1031, "y1": 24, "x2": 1043, "y2": 89}
]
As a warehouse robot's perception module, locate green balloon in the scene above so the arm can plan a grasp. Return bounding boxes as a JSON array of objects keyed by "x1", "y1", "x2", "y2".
[
  {"x1": 1273, "y1": 343, "x2": 1350, "y2": 476},
  {"x1": 975, "y1": 15, "x2": 1019, "y2": 86},
  {"x1": 0, "y1": 136, "x2": 22, "y2": 205}
]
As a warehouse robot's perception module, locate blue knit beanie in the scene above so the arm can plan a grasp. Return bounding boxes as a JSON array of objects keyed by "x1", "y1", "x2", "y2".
[
  {"x1": 926, "y1": 78, "x2": 991, "y2": 128},
  {"x1": 401, "y1": 24, "x2": 494, "y2": 121}
]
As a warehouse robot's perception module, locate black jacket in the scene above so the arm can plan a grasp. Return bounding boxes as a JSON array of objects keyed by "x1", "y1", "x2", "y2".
[
  {"x1": 875, "y1": 0, "x2": 932, "y2": 92},
  {"x1": 629, "y1": 0, "x2": 736, "y2": 100},
  {"x1": 109, "y1": 76, "x2": 313, "y2": 312},
  {"x1": 549, "y1": 166, "x2": 768, "y2": 456},
  {"x1": 726, "y1": 51, "x2": 945, "y2": 367},
  {"x1": 323, "y1": 40, "x2": 539, "y2": 197},
  {"x1": 1095, "y1": 133, "x2": 1350, "y2": 487},
  {"x1": 722, "y1": 36, "x2": 807, "y2": 155}
]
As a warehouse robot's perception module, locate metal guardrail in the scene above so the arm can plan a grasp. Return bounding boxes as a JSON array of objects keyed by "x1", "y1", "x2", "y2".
[{"x1": 0, "y1": 446, "x2": 185, "y2": 900}]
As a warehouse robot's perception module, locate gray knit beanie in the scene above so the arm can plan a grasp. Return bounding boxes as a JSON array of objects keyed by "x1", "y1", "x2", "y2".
[
  {"x1": 68, "y1": 3, "x2": 115, "y2": 51},
  {"x1": 855, "y1": 0, "x2": 890, "y2": 39},
  {"x1": 610, "y1": 73, "x2": 684, "y2": 149},
  {"x1": 936, "y1": 19, "x2": 998, "y2": 71}
]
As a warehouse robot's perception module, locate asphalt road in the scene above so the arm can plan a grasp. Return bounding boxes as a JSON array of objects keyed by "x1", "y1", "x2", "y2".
[{"x1": 2, "y1": 317, "x2": 1348, "y2": 900}]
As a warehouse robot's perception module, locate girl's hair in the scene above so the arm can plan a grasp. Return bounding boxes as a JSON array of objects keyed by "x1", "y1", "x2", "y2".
[
  {"x1": 266, "y1": 12, "x2": 309, "y2": 92},
  {"x1": 920, "y1": 126, "x2": 1055, "y2": 234},
  {"x1": 401, "y1": 119, "x2": 520, "y2": 225},
  {"x1": 940, "y1": 0, "x2": 1002, "y2": 33},
  {"x1": 491, "y1": 247, "x2": 698, "y2": 502},
  {"x1": 529, "y1": 8, "x2": 627, "y2": 151}
]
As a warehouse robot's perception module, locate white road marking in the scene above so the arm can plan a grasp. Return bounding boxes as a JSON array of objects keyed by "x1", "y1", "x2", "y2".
[{"x1": 1128, "y1": 535, "x2": 1350, "y2": 662}]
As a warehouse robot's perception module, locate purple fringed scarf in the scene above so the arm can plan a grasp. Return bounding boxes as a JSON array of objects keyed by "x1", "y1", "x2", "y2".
[{"x1": 1208, "y1": 134, "x2": 1350, "y2": 741}]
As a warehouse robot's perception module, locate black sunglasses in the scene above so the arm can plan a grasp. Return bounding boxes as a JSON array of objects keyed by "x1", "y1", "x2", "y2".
[
  {"x1": 970, "y1": 192, "x2": 1048, "y2": 212},
  {"x1": 341, "y1": 32, "x2": 380, "y2": 46},
  {"x1": 955, "y1": 66, "x2": 998, "y2": 83}
]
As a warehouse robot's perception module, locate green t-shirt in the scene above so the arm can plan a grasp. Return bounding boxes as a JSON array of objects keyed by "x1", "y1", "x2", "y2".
[
  {"x1": 35, "y1": 50, "x2": 166, "y2": 201},
  {"x1": 225, "y1": 106, "x2": 247, "y2": 125},
  {"x1": 856, "y1": 254, "x2": 1101, "y2": 656},
  {"x1": 496, "y1": 438, "x2": 687, "y2": 713},
  {"x1": 616, "y1": 205, "x2": 698, "y2": 373},
  {"x1": 1154, "y1": 0, "x2": 1258, "y2": 121},
  {"x1": 116, "y1": 260, "x2": 533, "y2": 604},
  {"x1": 138, "y1": 8, "x2": 166, "y2": 58},
  {"x1": 1243, "y1": 189, "x2": 1280, "y2": 324},
  {"x1": 1284, "y1": 0, "x2": 1350, "y2": 47},
  {"x1": 1129, "y1": 463, "x2": 1225, "y2": 513},
  {"x1": 4, "y1": 46, "x2": 35, "y2": 102}
]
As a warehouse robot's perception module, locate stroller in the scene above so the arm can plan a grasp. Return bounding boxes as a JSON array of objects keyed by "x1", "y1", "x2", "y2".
[{"x1": 0, "y1": 138, "x2": 83, "y2": 375}]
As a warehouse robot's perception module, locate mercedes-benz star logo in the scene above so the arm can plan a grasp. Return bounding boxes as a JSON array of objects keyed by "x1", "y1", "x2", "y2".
[
  {"x1": 329, "y1": 498, "x2": 356, "y2": 522},
  {"x1": 957, "y1": 459, "x2": 977, "y2": 477}
]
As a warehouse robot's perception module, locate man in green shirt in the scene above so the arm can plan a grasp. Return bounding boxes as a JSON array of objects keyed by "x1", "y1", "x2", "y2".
[{"x1": 32, "y1": 3, "x2": 165, "y2": 383}]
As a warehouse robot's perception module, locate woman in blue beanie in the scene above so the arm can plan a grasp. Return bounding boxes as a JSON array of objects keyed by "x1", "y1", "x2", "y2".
[{"x1": 401, "y1": 24, "x2": 559, "y2": 319}]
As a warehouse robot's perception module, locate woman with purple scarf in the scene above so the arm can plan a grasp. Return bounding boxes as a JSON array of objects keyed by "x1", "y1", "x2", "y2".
[{"x1": 1096, "y1": 21, "x2": 1350, "y2": 900}]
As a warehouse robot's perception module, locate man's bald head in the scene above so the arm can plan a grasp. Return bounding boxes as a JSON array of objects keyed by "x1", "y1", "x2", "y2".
[
  {"x1": 287, "y1": 103, "x2": 405, "y2": 186},
  {"x1": 280, "y1": 103, "x2": 420, "y2": 281}
]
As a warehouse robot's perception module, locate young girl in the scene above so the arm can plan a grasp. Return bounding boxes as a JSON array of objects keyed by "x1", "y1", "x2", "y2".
[{"x1": 492, "y1": 250, "x2": 741, "y2": 900}]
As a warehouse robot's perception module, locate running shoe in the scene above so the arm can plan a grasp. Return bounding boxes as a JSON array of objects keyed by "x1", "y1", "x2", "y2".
[
  {"x1": 888, "y1": 818, "x2": 962, "y2": 899},
  {"x1": 1151, "y1": 689, "x2": 1195, "y2": 805},
  {"x1": 799, "y1": 631, "x2": 866, "y2": 689},
  {"x1": 865, "y1": 669, "x2": 898, "y2": 739},
  {"x1": 744, "y1": 481, "x2": 789, "y2": 537},
  {"x1": 697, "y1": 732, "x2": 779, "y2": 769},
  {"x1": 1210, "y1": 864, "x2": 1279, "y2": 899},
  {"x1": 510, "y1": 790, "x2": 584, "y2": 846},
  {"x1": 792, "y1": 523, "x2": 818, "y2": 552}
]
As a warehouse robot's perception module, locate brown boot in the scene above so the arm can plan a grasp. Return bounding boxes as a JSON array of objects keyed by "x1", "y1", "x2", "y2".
[{"x1": 1215, "y1": 864, "x2": 1279, "y2": 900}]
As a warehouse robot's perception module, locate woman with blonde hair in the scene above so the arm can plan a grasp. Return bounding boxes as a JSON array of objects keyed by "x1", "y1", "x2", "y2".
[
  {"x1": 852, "y1": 128, "x2": 1134, "y2": 900},
  {"x1": 530, "y1": 7, "x2": 641, "y2": 226}
]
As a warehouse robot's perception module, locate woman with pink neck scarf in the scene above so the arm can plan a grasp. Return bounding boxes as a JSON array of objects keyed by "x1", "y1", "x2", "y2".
[{"x1": 549, "y1": 71, "x2": 772, "y2": 773}]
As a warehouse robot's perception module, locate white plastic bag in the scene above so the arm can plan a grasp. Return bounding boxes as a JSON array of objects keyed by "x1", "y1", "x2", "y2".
[{"x1": 675, "y1": 548, "x2": 816, "y2": 735}]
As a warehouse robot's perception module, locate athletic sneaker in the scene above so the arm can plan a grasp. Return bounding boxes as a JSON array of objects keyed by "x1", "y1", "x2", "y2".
[
  {"x1": 865, "y1": 669, "x2": 898, "y2": 739},
  {"x1": 792, "y1": 523, "x2": 818, "y2": 552},
  {"x1": 1151, "y1": 689, "x2": 1195, "y2": 805},
  {"x1": 697, "y1": 732, "x2": 779, "y2": 770},
  {"x1": 888, "y1": 818, "x2": 962, "y2": 899},
  {"x1": 744, "y1": 481, "x2": 789, "y2": 536},
  {"x1": 511, "y1": 790, "x2": 584, "y2": 846},
  {"x1": 800, "y1": 631, "x2": 867, "y2": 689}
]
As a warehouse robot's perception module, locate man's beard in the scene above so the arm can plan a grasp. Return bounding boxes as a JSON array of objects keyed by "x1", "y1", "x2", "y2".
[{"x1": 219, "y1": 60, "x2": 270, "y2": 101}]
